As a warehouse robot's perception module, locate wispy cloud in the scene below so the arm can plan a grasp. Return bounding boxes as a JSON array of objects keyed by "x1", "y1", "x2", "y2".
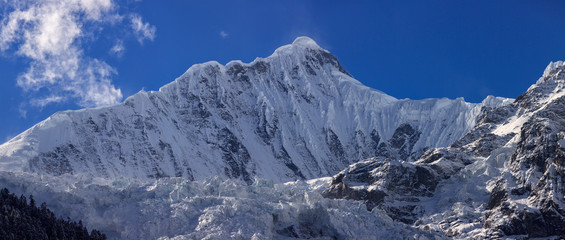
[
  {"x1": 110, "y1": 39, "x2": 125, "y2": 57},
  {"x1": 219, "y1": 30, "x2": 229, "y2": 39},
  {"x1": 18, "y1": 104, "x2": 27, "y2": 119},
  {"x1": 131, "y1": 14, "x2": 156, "y2": 44},
  {"x1": 30, "y1": 95, "x2": 65, "y2": 107},
  {"x1": 0, "y1": 0, "x2": 154, "y2": 108}
]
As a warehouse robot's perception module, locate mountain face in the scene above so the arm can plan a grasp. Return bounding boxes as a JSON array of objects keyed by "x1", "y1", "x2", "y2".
[
  {"x1": 323, "y1": 61, "x2": 565, "y2": 238},
  {"x1": 0, "y1": 37, "x2": 509, "y2": 183}
]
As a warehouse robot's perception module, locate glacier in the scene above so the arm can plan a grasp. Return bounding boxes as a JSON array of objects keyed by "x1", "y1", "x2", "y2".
[{"x1": 0, "y1": 172, "x2": 440, "y2": 240}]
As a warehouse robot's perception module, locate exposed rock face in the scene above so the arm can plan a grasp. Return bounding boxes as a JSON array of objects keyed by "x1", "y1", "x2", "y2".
[
  {"x1": 323, "y1": 158, "x2": 438, "y2": 224},
  {"x1": 374, "y1": 123, "x2": 423, "y2": 161},
  {"x1": 323, "y1": 61, "x2": 565, "y2": 238},
  {"x1": 0, "y1": 37, "x2": 506, "y2": 183},
  {"x1": 483, "y1": 62, "x2": 565, "y2": 238}
]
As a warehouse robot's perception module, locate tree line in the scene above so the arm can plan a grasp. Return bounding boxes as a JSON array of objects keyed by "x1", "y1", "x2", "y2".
[{"x1": 0, "y1": 188, "x2": 106, "y2": 240}]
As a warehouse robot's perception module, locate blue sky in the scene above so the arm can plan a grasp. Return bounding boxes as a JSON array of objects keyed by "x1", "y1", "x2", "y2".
[{"x1": 1, "y1": 0, "x2": 565, "y2": 143}]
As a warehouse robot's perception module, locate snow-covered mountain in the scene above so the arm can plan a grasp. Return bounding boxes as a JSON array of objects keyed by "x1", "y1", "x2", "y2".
[
  {"x1": 323, "y1": 61, "x2": 565, "y2": 238},
  {"x1": 0, "y1": 37, "x2": 510, "y2": 183},
  {"x1": 1, "y1": 37, "x2": 563, "y2": 239}
]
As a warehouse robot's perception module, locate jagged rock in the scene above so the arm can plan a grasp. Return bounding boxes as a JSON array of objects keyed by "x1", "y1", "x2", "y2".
[
  {"x1": 324, "y1": 61, "x2": 565, "y2": 238},
  {"x1": 322, "y1": 158, "x2": 438, "y2": 224}
]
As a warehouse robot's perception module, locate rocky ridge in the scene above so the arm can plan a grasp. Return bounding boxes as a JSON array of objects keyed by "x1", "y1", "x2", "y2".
[{"x1": 323, "y1": 61, "x2": 565, "y2": 238}]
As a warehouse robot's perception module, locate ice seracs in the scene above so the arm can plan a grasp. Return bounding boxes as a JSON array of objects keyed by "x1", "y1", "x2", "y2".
[{"x1": 0, "y1": 172, "x2": 442, "y2": 240}]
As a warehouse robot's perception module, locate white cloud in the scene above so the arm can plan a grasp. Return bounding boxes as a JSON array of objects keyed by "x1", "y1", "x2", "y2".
[
  {"x1": 131, "y1": 14, "x2": 156, "y2": 44},
  {"x1": 30, "y1": 95, "x2": 64, "y2": 108},
  {"x1": 110, "y1": 40, "x2": 125, "y2": 57},
  {"x1": 219, "y1": 30, "x2": 228, "y2": 39},
  {"x1": 18, "y1": 104, "x2": 27, "y2": 119},
  {"x1": 0, "y1": 0, "x2": 154, "y2": 108}
]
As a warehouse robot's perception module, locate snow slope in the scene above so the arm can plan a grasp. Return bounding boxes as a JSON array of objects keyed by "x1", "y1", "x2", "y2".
[{"x1": 0, "y1": 37, "x2": 511, "y2": 183}]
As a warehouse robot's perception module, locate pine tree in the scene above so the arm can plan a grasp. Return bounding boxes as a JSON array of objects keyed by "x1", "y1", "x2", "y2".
[{"x1": 0, "y1": 188, "x2": 107, "y2": 240}]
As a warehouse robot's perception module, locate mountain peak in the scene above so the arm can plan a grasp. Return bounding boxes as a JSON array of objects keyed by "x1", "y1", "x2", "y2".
[
  {"x1": 271, "y1": 36, "x2": 325, "y2": 58},
  {"x1": 542, "y1": 60, "x2": 565, "y2": 79},
  {"x1": 533, "y1": 60, "x2": 565, "y2": 87},
  {"x1": 291, "y1": 36, "x2": 321, "y2": 49},
  {"x1": 514, "y1": 60, "x2": 565, "y2": 109}
]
